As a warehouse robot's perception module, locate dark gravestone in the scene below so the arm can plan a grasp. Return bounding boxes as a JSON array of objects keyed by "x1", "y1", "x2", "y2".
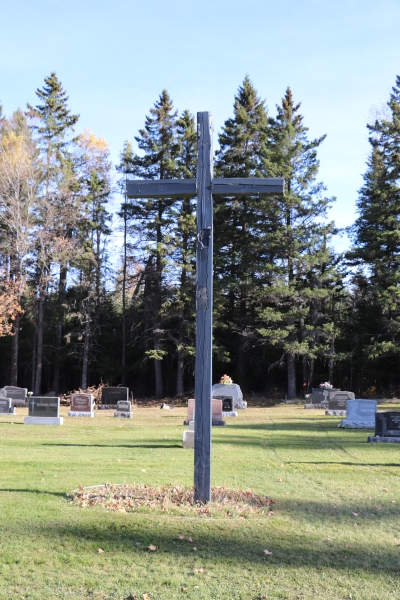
[
  {"x1": 213, "y1": 395, "x2": 233, "y2": 411},
  {"x1": 329, "y1": 392, "x2": 355, "y2": 410},
  {"x1": 101, "y1": 387, "x2": 129, "y2": 405},
  {"x1": 311, "y1": 388, "x2": 340, "y2": 405},
  {"x1": 375, "y1": 412, "x2": 400, "y2": 437},
  {"x1": 29, "y1": 397, "x2": 60, "y2": 418},
  {"x1": 0, "y1": 398, "x2": 12, "y2": 414}
]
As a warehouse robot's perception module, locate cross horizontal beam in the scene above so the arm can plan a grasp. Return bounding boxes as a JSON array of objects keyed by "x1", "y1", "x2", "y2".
[{"x1": 126, "y1": 177, "x2": 284, "y2": 198}]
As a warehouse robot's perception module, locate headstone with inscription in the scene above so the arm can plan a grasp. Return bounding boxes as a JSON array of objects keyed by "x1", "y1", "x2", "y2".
[
  {"x1": 211, "y1": 395, "x2": 238, "y2": 417},
  {"x1": 311, "y1": 388, "x2": 340, "y2": 405},
  {"x1": 0, "y1": 398, "x2": 15, "y2": 415},
  {"x1": 24, "y1": 397, "x2": 63, "y2": 425},
  {"x1": 325, "y1": 391, "x2": 356, "y2": 416},
  {"x1": 68, "y1": 393, "x2": 95, "y2": 417},
  {"x1": 368, "y1": 411, "x2": 400, "y2": 443},
  {"x1": 339, "y1": 399, "x2": 376, "y2": 429},
  {"x1": 211, "y1": 383, "x2": 246, "y2": 409},
  {"x1": 184, "y1": 398, "x2": 225, "y2": 426},
  {"x1": 101, "y1": 387, "x2": 129, "y2": 407},
  {"x1": 0, "y1": 386, "x2": 27, "y2": 406},
  {"x1": 114, "y1": 400, "x2": 132, "y2": 418}
]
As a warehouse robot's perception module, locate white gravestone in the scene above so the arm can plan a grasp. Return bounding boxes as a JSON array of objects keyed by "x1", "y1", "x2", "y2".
[
  {"x1": 339, "y1": 399, "x2": 377, "y2": 428},
  {"x1": 211, "y1": 384, "x2": 247, "y2": 409},
  {"x1": 182, "y1": 420, "x2": 195, "y2": 449}
]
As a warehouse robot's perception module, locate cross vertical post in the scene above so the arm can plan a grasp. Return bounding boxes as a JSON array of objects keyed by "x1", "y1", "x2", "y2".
[{"x1": 194, "y1": 112, "x2": 213, "y2": 503}]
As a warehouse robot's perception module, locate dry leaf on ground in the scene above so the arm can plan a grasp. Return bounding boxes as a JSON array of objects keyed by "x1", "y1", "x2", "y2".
[
  {"x1": 142, "y1": 595, "x2": 150, "y2": 600},
  {"x1": 352, "y1": 512, "x2": 359, "y2": 517},
  {"x1": 263, "y1": 549, "x2": 272, "y2": 555},
  {"x1": 178, "y1": 535, "x2": 185, "y2": 540},
  {"x1": 135, "y1": 542, "x2": 141, "y2": 547},
  {"x1": 148, "y1": 544, "x2": 157, "y2": 551},
  {"x1": 192, "y1": 547, "x2": 197, "y2": 551},
  {"x1": 141, "y1": 469, "x2": 146, "y2": 472},
  {"x1": 180, "y1": 587, "x2": 187, "y2": 592},
  {"x1": 195, "y1": 568, "x2": 205, "y2": 573},
  {"x1": 97, "y1": 548, "x2": 104, "y2": 553},
  {"x1": 187, "y1": 537, "x2": 193, "y2": 542}
]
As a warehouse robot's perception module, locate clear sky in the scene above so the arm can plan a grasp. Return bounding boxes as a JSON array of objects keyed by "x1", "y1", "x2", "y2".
[{"x1": 1, "y1": 0, "x2": 400, "y2": 251}]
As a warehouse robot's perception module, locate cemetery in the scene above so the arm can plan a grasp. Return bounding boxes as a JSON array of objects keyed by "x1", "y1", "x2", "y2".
[{"x1": 1, "y1": 2, "x2": 400, "y2": 597}]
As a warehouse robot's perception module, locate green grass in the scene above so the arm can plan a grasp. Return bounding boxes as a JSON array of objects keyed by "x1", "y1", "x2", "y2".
[{"x1": 1, "y1": 404, "x2": 400, "y2": 600}]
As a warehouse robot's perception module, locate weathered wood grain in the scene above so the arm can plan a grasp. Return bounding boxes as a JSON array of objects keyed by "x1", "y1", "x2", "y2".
[
  {"x1": 212, "y1": 177, "x2": 284, "y2": 196},
  {"x1": 126, "y1": 179, "x2": 197, "y2": 198},
  {"x1": 194, "y1": 111, "x2": 213, "y2": 503}
]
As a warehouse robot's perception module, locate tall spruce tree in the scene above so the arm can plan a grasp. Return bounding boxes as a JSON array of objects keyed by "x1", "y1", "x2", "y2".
[
  {"x1": 118, "y1": 90, "x2": 179, "y2": 397},
  {"x1": 258, "y1": 88, "x2": 336, "y2": 398},
  {"x1": 27, "y1": 73, "x2": 79, "y2": 394},
  {"x1": 347, "y1": 76, "x2": 400, "y2": 386},
  {"x1": 213, "y1": 76, "x2": 270, "y2": 386}
]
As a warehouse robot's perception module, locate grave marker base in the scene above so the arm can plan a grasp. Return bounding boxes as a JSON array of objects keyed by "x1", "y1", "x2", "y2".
[
  {"x1": 24, "y1": 417, "x2": 63, "y2": 425},
  {"x1": 305, "y1": 403, "x2": 328, "y2": 409},
  {"x1": 325, "y1": 410, "x2": 346, "y2": 417},
  {"x1": 68, "y1": 411, "x2": 95, "y2": 418},
  {"x1": 184, "y1": 420, "x2": 226, "y2": 426},
  {"x1": 114, "y1": 411, "x2": 132, "y2": 418},
  {"x1": 338, "y1": 419, "x2": 374, "y2": 428},
  {"x1": 222, "y1": 411, "x2": 238, "y2": 417},
  {"x1": 368, "y1": 436, "x2": 400, "y2": 443}
]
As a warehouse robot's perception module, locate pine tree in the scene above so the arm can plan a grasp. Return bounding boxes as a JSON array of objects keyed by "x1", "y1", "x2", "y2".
[
  {"x1": 118, "y1": 90, "x2": 179, "y2": 398},
  {"x1": 347, "y1": 76, "x2": 400, "y2": 386},
  {"x1": 27, "y1": 72, "x2": 79, "y2": 394},
  {"x1": 258, "y1": 88, "x2": 336, "y2": 398},
  {"x1": 213, "y1": 76, "x2": 270, "y2": 387}
]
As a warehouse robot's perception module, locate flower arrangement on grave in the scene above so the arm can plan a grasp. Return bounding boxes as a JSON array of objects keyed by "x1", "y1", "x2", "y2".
[
  {"x1": 319, "y1": 382, "x2": 333, "y2": 389},
  {"x1": 220, "y1": 374, "x2": 233, "y2": 386}
]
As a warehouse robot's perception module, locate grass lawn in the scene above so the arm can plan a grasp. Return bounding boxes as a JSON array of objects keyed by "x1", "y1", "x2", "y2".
[{"x1": 0, "y1": 403, "x2": 399, "y2": 600}]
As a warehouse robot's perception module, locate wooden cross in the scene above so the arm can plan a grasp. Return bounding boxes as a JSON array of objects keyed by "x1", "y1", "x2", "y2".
[{"x1": 126, "y1": 112, "x2": 284, "y2": 503}]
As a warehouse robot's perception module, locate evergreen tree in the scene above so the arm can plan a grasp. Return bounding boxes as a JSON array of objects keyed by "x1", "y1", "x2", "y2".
[
  {"x1": 117, "y1": 90, "x2": 179, "y2": 397},
  {"x1": 347, "y1": 75, "x2": 400, "y2": 386},
  {"x1": 213, "y1": 76, "x2": 270, "y2": 386},
  {"x1": 27, "y1": 72, "x2": 79, "y2": 394},
  {"x1": 258, "y1": 88, "x2": 336, "y2": 398}
]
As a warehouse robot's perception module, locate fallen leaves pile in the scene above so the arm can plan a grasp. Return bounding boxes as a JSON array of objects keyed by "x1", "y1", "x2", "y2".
[{"x1": 69, "y1": 483, "x2": 274, "y2": 518}]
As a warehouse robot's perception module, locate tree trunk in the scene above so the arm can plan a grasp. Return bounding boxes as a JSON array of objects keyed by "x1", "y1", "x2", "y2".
[
  {"x1": 176, "y1": 343, "x2": 184, "y2": 396},
  {"x1": 287, "y1": 352, "x2": 296, "y2": 399},
  {"x1": 328, "y1": 336, "x2": 335, "y2": 384},
  {"x1": 10, "y1": 318, "x2": 20, "y2": 386},
  {"x1": 34, "y1": 290, "x2": 45, "y2": 395},
  {"x1": 302, "y1": 355, "x2": 307, "y2": 397},
  {"x1": 52, "y1": 265, "x2": 67, "y2": 392},
  {"x1": 154, "y1": 349, "x2": 163, "y2": 398},
  {"x1": 81, "y1": 305, "x2": 90, "y2": 391},
  {"x1": 308, "y1": 358, "x2": 314, "y2": 393}
]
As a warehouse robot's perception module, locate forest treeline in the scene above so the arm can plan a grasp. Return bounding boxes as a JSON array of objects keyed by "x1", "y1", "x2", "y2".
[{"x1": 0, "y1": 73, "x2": 399, "y2": 399}]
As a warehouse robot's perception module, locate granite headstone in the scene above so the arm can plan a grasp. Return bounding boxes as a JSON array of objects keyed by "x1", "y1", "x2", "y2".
[
  {"x1": 0, "y1": 398, "x2": 14, "y2": 414},
  {"x1": 211, "y1": 383, "x2": 247, "y2": 409},
  {"x1": 368, "y1": 411, "x2": 400, "y2": 442},
  {"x1": 25, "y1": 396, "x2": 63, "y2": 425},
  {"x1": 184, "y1": 398, "x2": 225, "y2": 426},
  {"x1": 101, "y1": 387, "x2": 129, "y2": 406},
  {"x1": 69, "y1": 393, "x2": 94, "y2": 417},
  {"x1": 339, "y1": 399, "x2": 377, "y2": 428},
  {"x1": 114, "y1": 400, "x2": 132, "y2": 418}
]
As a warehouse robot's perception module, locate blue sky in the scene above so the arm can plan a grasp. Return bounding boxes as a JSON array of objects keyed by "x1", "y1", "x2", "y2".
[{"x1": 1, "y1": 0, "x2": 400, "y2": 251}]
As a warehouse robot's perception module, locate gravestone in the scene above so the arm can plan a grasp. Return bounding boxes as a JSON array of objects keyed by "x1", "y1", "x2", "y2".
[
  {"x1": 212, "y1": 395, "x2": 238, "y2": 417},
  {"x1": 101, "y1": 387, "x2": 129, "y2": 407},
  {"x1": 183, "y1": 420, "x2": 195, "y2": 449},
  {"x1": 0, "y1": 386, "x2": 27, "y2": 406},
  {"x1": 184, "y1": 398, "x2": 225, "y2": 426},
  {"x1": 68, "y1": 393, "x2": 95, "y2": 417},
  {"x1": 114, "y1": 400, "x2": 132, "y2": 419},
  {"x1": 339, "y1": 399, "x2": 377, "y2": 428},
  {"x1": 311, "y1": 388, "x2": 340, "y2": 404},
  {"x1": 0, "y1": 398, "x2": 15, "y2": 415},
  {"x1": 24, "y1": 397, "x2": 63, "y2": 425},
  {"x1": 325, "y1": 391, "x2": 355, "y2": 416},
  {"x1": 368, "y1": 411, "x2": 400, "y2": 443},
  {"x1": 211, "y1": 383, "x2": 246, "y2": 409}
]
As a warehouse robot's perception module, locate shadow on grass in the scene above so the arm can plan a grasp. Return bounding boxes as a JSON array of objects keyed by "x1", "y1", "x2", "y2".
[
  {"x1": 288, "y1": 461, "x2": 400, "y2": 468},
  {"x1": 43, "y1": 443, "x2": 182, "y2": 449},
  {"x1": 0, "y1": 487, "x2": 65, "y2": 497},
  {"x1": 18, "y1": 503, "x2": 400, "y2": 575}
]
